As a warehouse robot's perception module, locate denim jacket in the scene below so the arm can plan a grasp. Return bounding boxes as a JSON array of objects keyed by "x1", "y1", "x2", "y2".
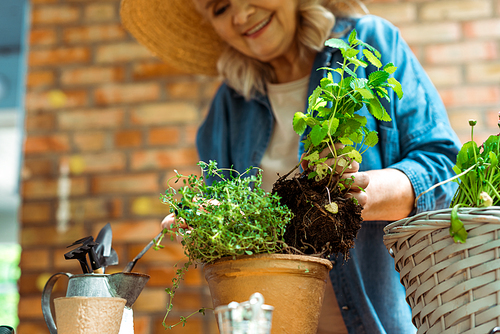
[{"x1": 197, "y1": 15, "x2": 461, "y2": 334}]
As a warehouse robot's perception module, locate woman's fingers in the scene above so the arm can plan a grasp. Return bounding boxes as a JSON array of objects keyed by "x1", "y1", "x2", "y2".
[{"x1": 160, "y1": 213, "x2": 188, "y2": 230}]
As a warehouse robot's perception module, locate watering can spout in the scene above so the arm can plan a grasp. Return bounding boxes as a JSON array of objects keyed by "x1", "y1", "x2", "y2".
[{"x1": 107, "y1": 272, "x2": 150, "y2": 308}]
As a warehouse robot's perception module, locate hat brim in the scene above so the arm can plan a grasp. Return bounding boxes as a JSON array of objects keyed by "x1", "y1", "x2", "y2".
[{"x1": 120, "y1": 0, "x2": 226, "y2": 76}]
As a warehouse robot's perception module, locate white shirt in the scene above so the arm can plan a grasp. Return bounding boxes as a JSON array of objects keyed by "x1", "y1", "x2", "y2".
[{"x1": 260, "y1": 75, "x2": 310, "y2": 192}]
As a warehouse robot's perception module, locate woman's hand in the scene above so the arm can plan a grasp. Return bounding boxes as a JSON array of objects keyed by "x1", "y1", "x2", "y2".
[
  {"x1": 301, "y1": 144, "x2": 369, "y2": 207},
  {"x1": 161, "y1": 213, "x2": 189, "y2": 244}
]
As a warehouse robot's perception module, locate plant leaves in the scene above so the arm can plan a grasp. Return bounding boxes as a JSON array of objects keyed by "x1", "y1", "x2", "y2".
[
  {"x1": 366, "y1": 98, "x2": 391, "y2": 122},
  {"x1": 325, "y1": 38, "x2": 350, "y2": 51},
  {"x1": 449, "y1": 205, "x2": 468, "y2": 243},
  {"x1": 293, "y1": 112, "x2": 307, "y2": 135},
  {"x1": 364, "y1": 130, "x2": 379, "y2": 147},
  {"x1": 346, "y1": 149, "x2": 362, "y2": 163},
  {"x1": 368, "y1": 71, "x2": 390, "y2": 87},
  {"x1": 310, "y1": 124, "x2": 329, "y2": 146},
  {"x1": 363, "y1": 49, "x2": 382, "y2": 68},
  {"x1": 383, "y1": 63, "x2": 397, "y2": 74},
  {"x1": 387, "y1": 77, "x2": 404, "y2": 99},
  {"x1": 348, "y1": 29, "x2": 357, "y2": 45}
]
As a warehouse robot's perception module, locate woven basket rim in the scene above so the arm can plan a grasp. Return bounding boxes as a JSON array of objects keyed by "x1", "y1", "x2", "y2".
[{"x1": 383, "y1": 206, "x2": 500, "y2": 250}]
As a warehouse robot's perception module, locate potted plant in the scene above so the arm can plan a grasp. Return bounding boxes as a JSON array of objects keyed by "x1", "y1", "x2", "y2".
[
  {"x1": 158, "y1": 30, "x2": 402, "y2": 333},
  {"x1": 384, "y1": 117, "x2": 500, "y2": 334}
]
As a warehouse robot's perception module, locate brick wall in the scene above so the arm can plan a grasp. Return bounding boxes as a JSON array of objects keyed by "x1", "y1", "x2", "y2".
[{"x1": 18, "y1": 0, "x2": 500, "y2": 333}]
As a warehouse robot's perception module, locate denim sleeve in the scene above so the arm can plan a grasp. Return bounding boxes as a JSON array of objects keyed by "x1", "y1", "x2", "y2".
[{"x1": 357, "y1": 16, "x2": 462, "y2": 214}]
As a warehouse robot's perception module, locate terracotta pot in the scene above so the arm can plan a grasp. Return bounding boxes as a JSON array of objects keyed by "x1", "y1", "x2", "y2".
[
  {"x1": 203, "y1": 253, "x2": 333, "y2": 334},
  {"x1": 54, "y1": 296, "x2": 126, "y2": 334}
]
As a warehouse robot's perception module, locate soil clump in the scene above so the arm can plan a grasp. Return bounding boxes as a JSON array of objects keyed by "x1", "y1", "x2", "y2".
[{"x1": 272, "y1": 173, "x2": 363, "y2": 259}]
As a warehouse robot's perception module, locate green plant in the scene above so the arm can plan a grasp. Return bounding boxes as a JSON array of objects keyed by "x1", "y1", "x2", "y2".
[
  {"x1": 292, "y1": 29, "x2": 403, "y2": 189},
  {"x1": 155, "y1": 160, "x2": 293, "y2": 328},
  {"x1": 449, "y1": 119, "x2": 500, "y2": 242}
]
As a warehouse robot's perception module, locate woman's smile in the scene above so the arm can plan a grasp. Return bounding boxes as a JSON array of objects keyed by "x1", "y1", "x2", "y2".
[{"x1": 243, "y1": 14, "x2": 273, "y2": 38}]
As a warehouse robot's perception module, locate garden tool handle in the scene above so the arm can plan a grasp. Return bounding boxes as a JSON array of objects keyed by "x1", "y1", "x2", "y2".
[{"x1": 41, "y1": 272, "x2": 72, "y2": 334}]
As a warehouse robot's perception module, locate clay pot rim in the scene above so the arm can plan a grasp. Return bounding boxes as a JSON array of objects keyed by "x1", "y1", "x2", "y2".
[{"x1": 203, "y1": 253, "x2": 333, "y2": 270}]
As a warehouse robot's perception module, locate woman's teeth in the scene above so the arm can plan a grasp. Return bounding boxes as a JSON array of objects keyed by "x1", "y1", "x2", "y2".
[{"x1": 246, "y1": 16, "x2": 271, "y2": 35}]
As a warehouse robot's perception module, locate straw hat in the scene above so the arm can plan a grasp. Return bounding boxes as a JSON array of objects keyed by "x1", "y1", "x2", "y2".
[
  {"x1": 120, "y1": 0, "x2": 226, "y2": 76},
  {"x1": 120, "y1": 0, "x2": 370, "y2": 77}
]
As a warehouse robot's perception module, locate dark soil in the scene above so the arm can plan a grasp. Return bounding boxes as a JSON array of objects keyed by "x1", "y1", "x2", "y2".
[{"x1": 272, "y1": 172, "x2": 363, "y2": 259}]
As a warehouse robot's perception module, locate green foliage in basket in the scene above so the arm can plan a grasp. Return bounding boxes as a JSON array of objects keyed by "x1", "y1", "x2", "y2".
[{"x1": 449, "y1": 118, "x2": 500, "y2": 243}]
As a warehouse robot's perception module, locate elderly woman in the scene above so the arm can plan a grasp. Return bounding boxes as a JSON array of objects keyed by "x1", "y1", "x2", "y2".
[{"x1": 120, "y1": 0, "x2": 461, "y2": 333}]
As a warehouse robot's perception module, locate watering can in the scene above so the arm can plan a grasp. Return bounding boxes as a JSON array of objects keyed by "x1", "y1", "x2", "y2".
[
  {"x1": 42, "y1": 271, "x2": 149, "y2": 334},
  {"x1": 214, "y1": 292, "x2": 274, "y2": 334}
]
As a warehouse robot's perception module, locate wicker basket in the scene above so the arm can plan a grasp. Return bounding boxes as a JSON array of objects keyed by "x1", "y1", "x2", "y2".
[{"x1": 383, "y1": 207, "x2": 500, "y2": 334}]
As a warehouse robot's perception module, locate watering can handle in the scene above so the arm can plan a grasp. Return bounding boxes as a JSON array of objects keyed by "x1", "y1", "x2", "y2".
[{"x1": 41, "y1": 272, "x2": 72, "y2": 334}]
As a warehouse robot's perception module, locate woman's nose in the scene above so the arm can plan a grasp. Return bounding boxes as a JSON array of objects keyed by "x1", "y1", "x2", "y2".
[{"x1": 232, "y1": 0, "x2": 255, "y2": 25}]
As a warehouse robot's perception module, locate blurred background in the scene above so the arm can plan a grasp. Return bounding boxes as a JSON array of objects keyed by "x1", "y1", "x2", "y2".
[{"x1": 0, "y1": 0, "x2": 499, "y2": 333}]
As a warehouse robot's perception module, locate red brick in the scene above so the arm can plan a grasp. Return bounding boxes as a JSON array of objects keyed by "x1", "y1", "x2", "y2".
[
  {"x1": 93, "y1": 219, "x2": 161, "y2": 243},
  {"x1": 147, "y1": 127, "x2": 181, "y2": 146},
  {"x1": 65, "y1": 152, "x2": 126, "y2": 174},
  {"x1": 447, "y1": 109, "x2": 485, "y2": 132},
  {"x1": 16, "y1": 322, "x2": 50, "y2": 334},
  {"x1": 94, "y1": 83, "x2": 160, "y2": 105},
  {"x1": 399, "y1": 23, "x2": 461, "y2": 44},
  {"x1": 131, "y1": 148, "x2": 199, "y2": 170},
  {"x1": 31, "y1": 5, "x2": 80, "y2": 25},
  {"x1": 364, "y1": 3, "x2": 416, "y2": 24},
  {"x1": 95, "y1": 43, "x2": 154, "y2": 64},
  {"x1": 73, "y1": 131, "x2": 107, "y2": 151},
  {"x1": 29, "y1": 28, "x2": 57, "y2": 46},
  {"x1": 130, "y1": 195, "x2": 171, "y2": 216},
  {"x1": 420, "y1": 0, "x2": 491, "y2": 20},
  {"x1": 22, "y1": 158, "x2": 54, "y2": 177},
  {"x1": 58, "y1": 108, "x2": 124, "y2": 130},
  {"x1": 114, "y1": 130, "x2": 143, "y2": 148},
  {"x1": 69, "y1": 197, "x2": 123, "y2": 220},
  {"x1": 467, "y1": 62, "x2": 500, "y2": 84},
  {"x1": 24, "y1": 112, "x2": 56, "y2": 131},
  {"x1": 132, "y1": 316, "x2": 151, "y2": 334},
  {"x1": 202, "y1": 79, "x2": 223, "y2": 99},
  {"x1": 166, "y1": 81, "x2": 202, "y2": 99},
  {"x1": 24, "y1": 134, "x2": 70, "y2": 154},
  {"x1": 63, "y1": 24, "x2": 126, "y2": 44},
  {"x1": 184, "y1": 125, "x2": 198, "y2": 146},
  {"x1": 18, "y1": 273, "x2": 43, "y2": 294},
  {"x1": 83, "y1": 3, "x2": 117, "y2": 22},
  {"x1": 425, "y1": 41, "x2": 497, "y2": 64},
  {"x1": 25, "y1": 90, "x2": 88, "y2": 111},
  {"x1": 21, "y1": 202, "x2": 52, "y2": 224},
  {"x1": 21, "y1": 224, "x2": 85, "y2": 247},
  {"x1": 18, "y1": 295, "x2": 44, "y2": 319},
  {"x1": 439, "y1": 86, "x2": 500, "y2": 107},
  {"x1": 486, "y1": 110, "x2": 500, "y2": 128},
  {"x1": 464, "y1": 19, "x2": 500, "y2": 38},
  {"x1": 132, "y1": 62, "x2": 189, "y2": 80},
  {"x1": 20, "y1": 249, "x2": 50, "y2": 271},
  {"x1": 22, "y1": 177, "x2": 87, "y2": 199},
  {"x1": 153, "y1": 314, "x2": 209, "y2": 334},
  {"x1": 422, "y1": 65, "x2": 463, "y2": 87},
  {"x1": 29, "y1": 47, "x2": 91, "y2": 67},
  {"x1": 133, "y1": 287, "x2": 169, "y2": 313},
  {"x1": 61, "y1": 66, "x2": 124, "y2": 86},
  {"x1": 147, "y1": 264, "x2": 203, "y2": 287},
  {"x1": 131, "y1": 103, "x2": 199, "y2": 125},
  {"x1": 91, "y1": 173, "x2": 159, "y2": 194},
  {"x1": 26, "y1": 70, "x2": 55, "y2": 88}
]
